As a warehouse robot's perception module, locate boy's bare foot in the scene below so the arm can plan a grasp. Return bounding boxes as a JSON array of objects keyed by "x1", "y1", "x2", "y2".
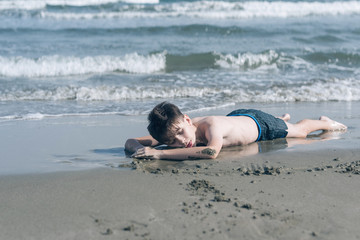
[
  {"x1": 320, "y1": 116, "x2": 347, "y2": 131},
  {"x1": 279, "y1": 113, "x2": 291, "y2": 122}
]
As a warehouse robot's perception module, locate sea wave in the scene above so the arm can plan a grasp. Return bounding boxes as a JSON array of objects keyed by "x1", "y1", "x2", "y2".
[
  {"x1": 0, "y1": 111, "x2": 126, "y2": 121},
  {"x1": 0, "y1": 53, "x2": 166, "y2": 77},
  {"x1": 303, "y1": 51, "x2": 360, "y2": 67},
  {"x1": 216, "y1": 50, "x2": 280, "y2": 70},
  {"x1": 8, "y1": 1, "x2": 360, "y2": 19},
  {"x1": 0, "y1": 24, "x2": 251, "y2": 35},
  {"x1": 1, "y1": 78, "x2": 359, "y2": 102},
  {"x1": 248, "y1": 78, "x2": 360, "y2": 102},
  {"x1": 0, "y1": 51, "x2": 296, "y2": 77},
  {"x1": 0, "y1": 0, "x2": 158, "y2": 10},
  {"x1": 168, "y1": 50, "x2": 315, "y2": 72},
  {"x1": 2, "y1": 50, "x2": 358, "y2": 77},
  {"x1": 0, "y1": 85, "x2": 217, "y2": 101}
]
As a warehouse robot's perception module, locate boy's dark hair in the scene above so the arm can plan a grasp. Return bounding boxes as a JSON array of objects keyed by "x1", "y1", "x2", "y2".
[{"x1": 147, "y1": 102, "x2": 183, "y2": 144}]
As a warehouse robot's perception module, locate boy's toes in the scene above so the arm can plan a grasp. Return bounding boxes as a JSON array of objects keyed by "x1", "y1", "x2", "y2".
[
  {"x1": 331, "y1": 121, "x2": 347, "y2": 131},
  {"x1": 281, "y1": 113, "x2": 291, "y2": 122}
]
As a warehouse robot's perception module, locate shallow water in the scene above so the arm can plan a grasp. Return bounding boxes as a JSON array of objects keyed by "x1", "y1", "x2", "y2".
[{"x1": 0, "y1": 101, "x2": 358, "y2": 175}]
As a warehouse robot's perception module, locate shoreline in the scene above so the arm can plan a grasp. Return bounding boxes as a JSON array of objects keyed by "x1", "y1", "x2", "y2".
[{"x1": 0, "y1": 101, "x2": 358, "y2": 176}]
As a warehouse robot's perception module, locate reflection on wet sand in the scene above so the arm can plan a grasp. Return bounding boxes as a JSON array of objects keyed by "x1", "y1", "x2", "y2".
[
  {"x1": 219, "y1": 130, "x2": 343, "y2": 159},
  {"x1": 126, "y1": 130, "x2": 346, "y2": 173}
]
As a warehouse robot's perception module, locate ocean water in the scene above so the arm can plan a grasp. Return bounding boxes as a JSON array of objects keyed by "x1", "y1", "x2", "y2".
[{"x1": 1, "y1": 0, "x2": 360, "y2": 121}]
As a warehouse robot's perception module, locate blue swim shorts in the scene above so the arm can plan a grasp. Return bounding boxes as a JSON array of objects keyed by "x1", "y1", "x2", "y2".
[{"x1": 226, "y1": 109, "x2": 288, "y2": 142}]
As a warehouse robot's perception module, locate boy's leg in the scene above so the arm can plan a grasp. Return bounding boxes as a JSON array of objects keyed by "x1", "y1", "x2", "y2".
[{"x1": 285, "y1": 116, "x2": 347, "y2": 138}]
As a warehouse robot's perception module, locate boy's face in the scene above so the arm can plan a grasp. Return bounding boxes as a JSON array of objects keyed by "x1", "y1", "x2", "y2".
[{"x1": 167, "y1": 115, "x2": 196, "y2": 148}]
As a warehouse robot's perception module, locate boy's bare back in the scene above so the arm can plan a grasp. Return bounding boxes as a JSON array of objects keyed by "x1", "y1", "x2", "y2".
[{"x1": 192, "y1": 116, "x2": 259, "y2": 147}]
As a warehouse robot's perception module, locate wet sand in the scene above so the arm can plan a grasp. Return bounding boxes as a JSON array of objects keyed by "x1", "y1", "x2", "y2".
[
  {"x1": 0, "y1": 102, "x2": 359, "y2": 239},
  {"x1": 1, "y1": 149, "x2": 359, "y2": 240}
]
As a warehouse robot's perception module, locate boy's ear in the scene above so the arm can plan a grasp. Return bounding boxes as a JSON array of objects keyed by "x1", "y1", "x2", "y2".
[{"x1": 183, "y1": 114, "x2": 192, "y2": 125}]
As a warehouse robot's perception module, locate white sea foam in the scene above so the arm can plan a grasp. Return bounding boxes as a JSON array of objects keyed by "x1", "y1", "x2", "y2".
[
  {"x1": 236, "y1": 1, "x2": 360, "y2": 18},
  {"x1": 0, "y1": 0, "x2": 158, "y2": 10},
  {"x1": 122, "y1": 0, "x2": 158, "y2": 3},
  {"x1": 0, "y1": 85, "x2": 217, "y2": 101},
  {"x1": 0, "y1": 111, "x2": 125, "y2": 121},
  {"x1": 0, "y1": 53, "x2": 165, "y2": 77},
  {"x1": 215, "y1": 51, "x2": 314, "y2": 72},
  {"x1": 1, "y1": 78, "x2": 359, "y2": 121},
  {"x1": 216, "y1": 50, "x2": 280, "y2": 70},
  {"x1": 30, "y1": 1, "x2": 360, "y2": 19},
  {"x1": 234, "y1": 78, "x2": 360, "y2": 102},
  {"x1": 23, "y1": 113, "x2": 46, "y2": 120},
  {"x1": 0, "y1": 113, "x2": 46, "y2": 121},
  {"x1": 1, "y1": 78, "x2": 359, "y2": 102}
]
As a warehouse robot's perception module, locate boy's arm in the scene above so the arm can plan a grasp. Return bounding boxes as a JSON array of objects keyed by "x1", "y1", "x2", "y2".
[
  {"x1": 132, "y1": 127, "x2": 223, "y2": 160},
  {"x1": 133, "y1": 145, "x2": 221, "y2": 160},
  {"x1": 125, "y1": 135, "x2": 160, "y2": 154}
]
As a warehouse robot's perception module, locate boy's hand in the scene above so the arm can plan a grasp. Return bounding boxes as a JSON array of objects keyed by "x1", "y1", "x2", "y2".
[{"x1": 131, "y1": 147, "x2": 160, "y2": 160}]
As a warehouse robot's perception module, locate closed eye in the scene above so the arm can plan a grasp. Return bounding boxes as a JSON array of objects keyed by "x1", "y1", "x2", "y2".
[
  {"x1": 167, "y1": 138, "x2": 183, "y2": 147},
  {"x1": 177, "y1": 129, "x2": 183, "y2": 135}
]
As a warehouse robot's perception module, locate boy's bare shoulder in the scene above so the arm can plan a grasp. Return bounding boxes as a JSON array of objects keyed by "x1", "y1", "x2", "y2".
[
  {"x1": 193, "y1": 116, "x2": 231, "y2": 129},
  {"x1": 193, "y1": 115, "x2": 225, "y2": 124}
]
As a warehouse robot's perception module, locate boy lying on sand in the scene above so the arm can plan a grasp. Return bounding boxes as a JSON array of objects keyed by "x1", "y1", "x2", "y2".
[{"x1": 125, "y1": 102, "x2": 347, "y2": 160}]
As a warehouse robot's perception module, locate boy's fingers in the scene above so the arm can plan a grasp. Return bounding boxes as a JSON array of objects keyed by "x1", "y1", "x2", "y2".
[
  {"x1": 132, "y1": 148, "x2": 144, "y2": 157},
  {"x1": 131, "y1": 152, "x2": 142, "y2": 158},
  {"x1": 131, "y1": 147, "x2": 154, "y2": 159},
  {"x1": 131, "y1": 152, "x2": 147, "y2": 158}
]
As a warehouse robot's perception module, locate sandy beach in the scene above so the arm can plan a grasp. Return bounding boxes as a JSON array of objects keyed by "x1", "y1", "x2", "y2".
[
  {"x1": 0, "y1": 102, "x2": 359, "y2": 240},
  {"x1": 1, "y1": 150, "x2": 359, "y2": 240},
  {"x1": 1, "y1": 0, "x2": 360, "y2": 238}
]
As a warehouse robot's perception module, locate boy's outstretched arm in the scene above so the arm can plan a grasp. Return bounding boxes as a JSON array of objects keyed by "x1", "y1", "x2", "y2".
[
  {"x1": 132, "y1": 145, "x2": 221, "y2": 160},
  {"x1": 125, "y1": 135, "x2": 160, "y2": 154},
  {"x1": 132, "y1": 127, "x2": 223, "y2": 160}
]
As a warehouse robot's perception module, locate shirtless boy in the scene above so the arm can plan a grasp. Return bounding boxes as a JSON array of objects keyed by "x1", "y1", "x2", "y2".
[{"x1": 125, "y1": 102, "x2": 347, "y2": 160}]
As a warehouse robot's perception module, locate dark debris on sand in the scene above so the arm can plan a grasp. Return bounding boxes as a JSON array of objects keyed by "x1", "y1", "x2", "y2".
[
  {"x1": 235, "y1": 166, "x2": 284, "y2": 176},
  {"x1": 187, "y1": 179, "x2": 231, "y2": 202},
  {"x1": 335, "y1": 160, "x2": 360, "y2": 175}
]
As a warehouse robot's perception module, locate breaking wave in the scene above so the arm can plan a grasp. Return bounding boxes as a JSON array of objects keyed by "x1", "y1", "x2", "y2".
[
  {"x1": 6, "y1": 1, "x2": 360, "y2": 19},
  {"x1": 0, "y1": 0, "x2": 158, "y2": 10},
  {"x1": 1, "y1": 77, "x2": 359, "y2": 102},
  {"x1": 0, "y1": 51, "x2": 301, "y2": 77},
  {"x1": 2, "y1": 50, "x2": 359, "y2": 77},
  {"x1": 0, "y1": 53, "x2": 166, "y2": 77}
]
